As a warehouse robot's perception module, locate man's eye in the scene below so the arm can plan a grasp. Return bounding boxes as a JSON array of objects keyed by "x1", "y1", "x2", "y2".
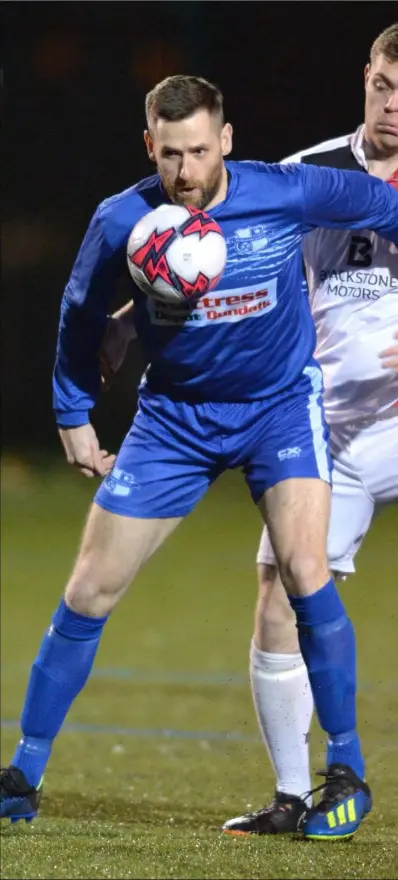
[{"x1": 375, "y1": 80, "x2": 388, "y2": 90}]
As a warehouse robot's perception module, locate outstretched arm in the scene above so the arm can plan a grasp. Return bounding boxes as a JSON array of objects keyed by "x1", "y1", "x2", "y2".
[{"x1": 293, "y1": 163, "x2": 398, "y2": 243}]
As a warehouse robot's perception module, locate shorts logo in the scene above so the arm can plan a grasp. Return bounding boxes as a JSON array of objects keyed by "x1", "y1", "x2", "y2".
[
  {"x1": 277, "y1": 446, "x2": 302, "y2": 461},
  {"x1": 103, "y1": 467, "x2": 137, "y2": 497}
]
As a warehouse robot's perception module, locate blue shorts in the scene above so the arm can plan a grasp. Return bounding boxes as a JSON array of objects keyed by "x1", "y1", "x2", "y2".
[{"x1": 95, "y1": 364, "x2": 331, "y2": 519}]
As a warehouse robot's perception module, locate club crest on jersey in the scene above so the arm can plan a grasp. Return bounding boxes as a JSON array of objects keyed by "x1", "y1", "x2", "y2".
[{"x1": 231, "y1": 225, "x2": 269, "y2": 255}]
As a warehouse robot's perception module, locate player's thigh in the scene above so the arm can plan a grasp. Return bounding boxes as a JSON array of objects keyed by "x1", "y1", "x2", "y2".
[
  {"x1": 326, "y1": 460, "x2": 375, "y2": 576},
  {"x1": 65, "y1": 504, "x2": 181, "y2": 614},
  {"x1": 256, "y1": 464, "x2": 374, "y2": 580},
  {"x1": 66, "y1": 393, "x2": 220, "y2": 614},
  {"x1": 246, "y1": 365, "x2": 332, "y2": 591}
]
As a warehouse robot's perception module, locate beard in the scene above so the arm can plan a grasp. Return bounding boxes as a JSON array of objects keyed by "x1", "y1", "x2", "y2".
[{"x1": 163, "y1": 162, "x2": 224, "y2": 211}]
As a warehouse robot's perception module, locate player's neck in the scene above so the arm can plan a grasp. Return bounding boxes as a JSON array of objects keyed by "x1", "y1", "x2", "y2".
[
  {"x1": 204, "y1": 164, "x2": 229, "y2": 210},
  {"x1": 363, "y1": 138, "x2": 398, "y2": 180}
]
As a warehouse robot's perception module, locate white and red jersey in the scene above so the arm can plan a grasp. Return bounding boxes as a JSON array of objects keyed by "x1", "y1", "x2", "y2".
[{"x1": 283, "y1": 125, "x2": 398, "y2": 423}]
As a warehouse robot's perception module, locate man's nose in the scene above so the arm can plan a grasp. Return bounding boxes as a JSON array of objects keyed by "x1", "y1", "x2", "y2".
[
  {"x1": 385, "y1": 89, "x2": 398, "y2": 112},
  {"x1": 179, "y1": 156, "x2": 193, "y2": 180}
]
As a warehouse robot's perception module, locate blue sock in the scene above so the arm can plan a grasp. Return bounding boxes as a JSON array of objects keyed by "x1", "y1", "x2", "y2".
[
  {"x1": 289, "y1": 579, "x2": 365, "y2": 780},
  {"x1": 12, "y1": 599, "x2": 108, "y2": 787}
]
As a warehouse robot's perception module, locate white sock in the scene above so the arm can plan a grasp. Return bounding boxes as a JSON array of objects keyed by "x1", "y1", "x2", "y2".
[{"x1": 250, "y1": 640, "x2": 314, "y2": 803}]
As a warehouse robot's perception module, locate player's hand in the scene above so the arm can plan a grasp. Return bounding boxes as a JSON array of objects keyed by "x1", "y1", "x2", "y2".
[
  {"x1": 58, "y1": 423, "x2": 116, "y2": 478},
  {"x1": 100, "y1": 302, "x2": 136, "y2": 391},
  {"x1": 379, "y1": 331, "x2": 398, "y2": 373}
]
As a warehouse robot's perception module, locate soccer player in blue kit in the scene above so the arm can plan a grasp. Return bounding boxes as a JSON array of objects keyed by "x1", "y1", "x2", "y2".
[{"x1": 2, "y1": 75, "x2": 398, "y2": 840}]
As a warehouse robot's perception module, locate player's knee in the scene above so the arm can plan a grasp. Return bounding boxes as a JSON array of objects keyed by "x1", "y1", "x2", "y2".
[
  {"x1": 65, "y1": 575, "x2": 127, "y2": 617},
  {"x1": 278, "y1": 551, "x2": 329, "y2": 594},
  {"x1": 64, "y1": 550, "x2": 133, "y2": 617}
]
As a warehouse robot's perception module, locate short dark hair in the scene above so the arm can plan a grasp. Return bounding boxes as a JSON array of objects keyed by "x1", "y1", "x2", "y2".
[
  {"x1": 145, "y1": 75, "x2": 224, "y2": 128},
  {"x1": 370, "y1": 23, "x2": 398, "y2": 64}
]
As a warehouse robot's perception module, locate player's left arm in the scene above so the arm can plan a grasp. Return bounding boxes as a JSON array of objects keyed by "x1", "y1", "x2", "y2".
[
  {"x1": 295, "y1": 163, "x2": 398, "y2": 244},
  {"x1": 379, "y1": 330, "x2": 398, "y2": 372}
]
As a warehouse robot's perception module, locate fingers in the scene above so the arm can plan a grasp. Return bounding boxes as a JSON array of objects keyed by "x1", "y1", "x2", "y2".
[
  {"x1": 99, "y1": 450, "x2": 117, "y2": 474},
  {"x1": 78, "y1": 465, "x2": 96, "y2": 478},
  {"x1": 379, "y1": 345, "x2": 398, "y2": 357},
  {"x1": 73, "y1": 455, "x2": 115, "y2": 479},
  {"x1": 379, "y1": 345, "x2": 398, "y2": 372},
  {"x1": 59, "y1": 424, "x2": 116, "y2": 478},
  {"x1": 380, "y1": 356, "x2": 398, "y2": 371},
  {"x1": 90, "y1": 442, "x2": 107, "y2": 477},
  {"x1": 91, "y1": 446, "x2": 117, "y2": 477},
  {"x1": 71, "y1": 448, "x2": 115, "y2": 478},
  {"x1": 379, "y1": 332, "x2": 398, "y2": 372}
]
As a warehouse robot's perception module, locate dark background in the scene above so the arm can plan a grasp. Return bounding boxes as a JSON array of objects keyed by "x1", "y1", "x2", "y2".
[{"x1": 2, "y1": 1, "x2": 395, "y2": 452}]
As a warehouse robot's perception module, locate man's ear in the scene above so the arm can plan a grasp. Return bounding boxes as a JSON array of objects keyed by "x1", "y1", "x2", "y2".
[
  {"x1": 221, "y1": 122, "x2": 233, "y2": 157},
  {"x1": 144, "y1": 130, "x2": 155, "y2": 162}
]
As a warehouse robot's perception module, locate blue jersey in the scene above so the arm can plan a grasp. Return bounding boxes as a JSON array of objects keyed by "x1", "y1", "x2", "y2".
[{"x1": 53, "y1": 160, "x2": 398, "y2": 426}]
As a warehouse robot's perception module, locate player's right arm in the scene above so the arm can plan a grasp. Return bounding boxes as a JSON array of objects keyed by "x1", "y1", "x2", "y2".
[
  {"x1": 294, "y1": 163, "x2": 398, "y2": 243},
  {"x1": 53, "y1": 206, "x2": 123, "y2": 476}
]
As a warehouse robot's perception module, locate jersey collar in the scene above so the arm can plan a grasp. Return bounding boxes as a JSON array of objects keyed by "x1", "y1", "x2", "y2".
[
  {"x1": 349, "y1": 124, "x2": 369, "y2": 170},
  {"x1": 350, "y1": 123, "x2": 398, "y2": 183}
]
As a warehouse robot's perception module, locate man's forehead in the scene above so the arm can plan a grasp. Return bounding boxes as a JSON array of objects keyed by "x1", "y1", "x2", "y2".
[{"x1": 154, "y1": 110, "x2": 219, "y2": 143}]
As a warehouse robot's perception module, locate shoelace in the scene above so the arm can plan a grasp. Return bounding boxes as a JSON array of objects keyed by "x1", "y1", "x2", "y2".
[
  {"x1": 0, "y1": 768, "x2": 16, "y2": 794},
  {"x1": 302, "y1": 769, "x2": 354, "y2": 811},
  {"x1": 0, "y1": 767, "x2": 30, "y2": 795},
  {"x1": 244, "y1": 795, "x2": 303, "y2": 820}
]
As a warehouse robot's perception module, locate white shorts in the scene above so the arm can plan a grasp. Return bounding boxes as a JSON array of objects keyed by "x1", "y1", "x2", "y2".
[{"x1": 257, "y1": 410, "x2": 398, "y2": 575}]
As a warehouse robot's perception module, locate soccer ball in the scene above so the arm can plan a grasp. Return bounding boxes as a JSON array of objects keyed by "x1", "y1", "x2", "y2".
[{"x1": 126, "y1": 204, "x2": 227, "y2": 304}]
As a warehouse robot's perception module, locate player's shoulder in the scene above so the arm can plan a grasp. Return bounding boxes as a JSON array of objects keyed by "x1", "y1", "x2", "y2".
[
  {"x1": 229, "y1": 158, "x2": 303, "y2": 184},
  {"x1": 94, "y1": 174, "x2": 164, "y2": 247},
  {"x1": 281, "y1": 133, "x2": 355, "y2": 168},
  {"x1": 97, "y1": 173, "x2": 162, "y2": 219}
]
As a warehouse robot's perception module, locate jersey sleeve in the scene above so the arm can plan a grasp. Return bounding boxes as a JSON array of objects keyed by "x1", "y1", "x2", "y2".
[
  {"x1": 53, "y1": 208, "x2": 122, "y2": 427},
  {"x1": 295, "y1": 163, "x2": 398, "y2": 244}
]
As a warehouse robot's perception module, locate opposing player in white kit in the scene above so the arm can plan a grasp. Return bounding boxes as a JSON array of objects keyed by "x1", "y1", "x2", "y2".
[{"x1": 222, "y1": 22, "x2": 398, "y2": 835}]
